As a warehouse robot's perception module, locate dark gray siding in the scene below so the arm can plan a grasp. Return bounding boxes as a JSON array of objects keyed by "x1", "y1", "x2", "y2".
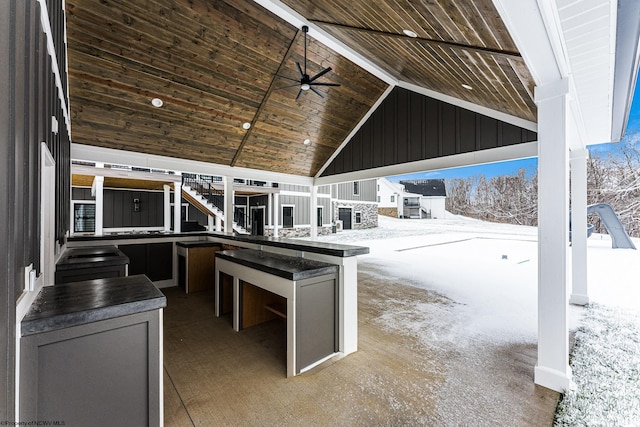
[
  {"x1": 1, "y1": 0, "x2": 70, "y2": 418},
  {"x1": 103, "y1": 190, "x2": 164, "y2": 228},
  {"x1": 321, "y1": 87, "x2": 537, "y2": 176}
]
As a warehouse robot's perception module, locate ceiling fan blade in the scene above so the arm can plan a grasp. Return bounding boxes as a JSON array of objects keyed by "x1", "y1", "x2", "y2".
[
  {"x1": 275, "y1": 83, "x2": 301, "y2": 90},
  {"x1": 310, "y1": 82, "x2": 341, "y2": 87},
  {"x1": 273, "y1": 74, "x2": 300, "y2": 83},
  {"x1": 309, "y1": 67, "x2": 332, "y2": 82},
  {"x1": 296, "y1": 62, "x2": 304, "y2": 79},
  {"x1": 295, "y1": 88, "x2": 303, "y2": 100},
  {"x1": 310, "y1": 86, "x2": 325, "y2": 98}
]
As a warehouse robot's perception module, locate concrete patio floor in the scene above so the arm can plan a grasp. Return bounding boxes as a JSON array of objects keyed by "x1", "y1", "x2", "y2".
[{"x1": 162, "y1": 265, "x2": 559, "y2": 426}]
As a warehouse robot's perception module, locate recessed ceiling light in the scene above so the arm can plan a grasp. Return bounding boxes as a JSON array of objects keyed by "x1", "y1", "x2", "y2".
[
  {"x1": 303, "y1": 139, "x2": 311, "y2": 145},
  {"x1": 462, "y1": 84, "x2": 473, "y2": 90},
  {"x1": 242, "y1": 122, "x2": 251, "y2": 130},
  {"x1": 151, "y1": 98, "x2": 163, "y2": 108},
  {"x1": 403, "y1": 29, "x2": 418, "y2": 38}
]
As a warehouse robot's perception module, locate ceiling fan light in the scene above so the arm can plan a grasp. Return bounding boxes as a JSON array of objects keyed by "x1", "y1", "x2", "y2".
[
  {"x1": 403, "y1": 29, "x2": 418, "y2": 38},
  {"x1": 301, "y1": 83, "x2": 310, "y2": 91}
]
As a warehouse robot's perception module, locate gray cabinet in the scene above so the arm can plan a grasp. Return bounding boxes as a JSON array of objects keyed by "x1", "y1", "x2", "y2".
[
  {"x1": 120, "y1": 242, "x2": 173, "y2": 281},
  {"x1": 19, "y1": 276, "x2": 165, "y2": 426}
]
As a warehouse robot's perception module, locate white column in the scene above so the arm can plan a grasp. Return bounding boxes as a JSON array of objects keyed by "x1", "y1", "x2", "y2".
[
  {"x1": 215, "y1": 216, "x2": 222, "y2": 232},
  {"x1": 570, "y1": 148, "x2": 589, "y2": 305},
  {"x1": 273, "y1": 193, "x2": 280, "y2": 238},
  {"x1": 163, "y1": 185, "x2": 171, "y2": 232},
  {"x1": 207, "y1": 215, "x2": 214, "y2": 232},
  {"x1": 173, "y1": 181, "x2": 182, "y2": 233},
  {"x1": 223, "y1": 176, "x2": 234, "y2": 233},
  {"x1": 310, "y1": 185, "x2": 318, "y2": 240},
  {"x1": 92, "y1": 175, "x2": 104, "y2": 236},
  {"x1": 534, "y1": 78, "x2": 573, "y2": 392},
  {"x1": 268, "y1": 193, "x2": 273, "y2": 229}
]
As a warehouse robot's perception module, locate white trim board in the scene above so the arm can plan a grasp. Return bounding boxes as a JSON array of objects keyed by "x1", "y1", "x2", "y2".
[
  {"x1": 71, "y1": 144, "x2": 314, "y2": 186},
  {"x1": 314, "y1": 142, "x2": 538, "y2": 185}
]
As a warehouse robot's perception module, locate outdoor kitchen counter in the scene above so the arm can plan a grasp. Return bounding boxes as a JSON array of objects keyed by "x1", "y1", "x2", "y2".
[
  {"x1": 19, "y1": 275, "x2": 165, "y2": 425},
  {"x1": 22, "y1": 274, "x2": 166, "y2": 335},
  {"x1": 67, "y1": 231, "x2": 370, "y2": 258}
]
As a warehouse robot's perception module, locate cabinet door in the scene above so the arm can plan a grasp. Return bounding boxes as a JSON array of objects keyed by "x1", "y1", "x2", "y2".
[
  {"x1": 146, "y1": 242, "x2": 173, "y2": 281},
  {"x1": 119, "y1": 244, "x2": 147, "y2": 276}
]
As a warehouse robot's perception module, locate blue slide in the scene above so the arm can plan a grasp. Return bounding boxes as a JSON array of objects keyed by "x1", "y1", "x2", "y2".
[{"x1": 587, "y1": 203, "x2": 636, "y2": 249}]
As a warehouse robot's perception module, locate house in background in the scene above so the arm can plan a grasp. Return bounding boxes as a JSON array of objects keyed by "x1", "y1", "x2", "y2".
[
  {"x1": 377, "y1": 178, "x2": 447, "y2": 219},
  {"x1": 71, "y1": 163, "x2": 378, "y2": 238}
]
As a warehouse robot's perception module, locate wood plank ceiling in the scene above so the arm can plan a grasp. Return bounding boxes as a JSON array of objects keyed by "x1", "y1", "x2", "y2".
[{"x1": 65, "y1": 0, "x2": 536, "y2": 178}]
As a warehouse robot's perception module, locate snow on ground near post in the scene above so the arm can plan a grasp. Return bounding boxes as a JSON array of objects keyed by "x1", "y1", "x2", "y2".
[
  {"x1": 305, "y1": 214, "x2": 640, "y2": 341},
  {"x1": 301, "y1": 214, "x2": 640, "y2": 424}
]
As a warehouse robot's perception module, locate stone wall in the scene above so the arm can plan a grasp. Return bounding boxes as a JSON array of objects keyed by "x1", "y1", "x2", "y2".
[
  {"x1": 334, "y1": 202, "x2": 378, "y2": 230},
  {"x1": 263, "y1": 225, "x2": 333, "y2": 238},
  {"x1": 378, "y1": 207, "x2": 398, "y2": 218}
]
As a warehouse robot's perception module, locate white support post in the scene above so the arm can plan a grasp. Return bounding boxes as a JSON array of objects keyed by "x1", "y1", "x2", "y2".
[
  {"x1": 223, "y1": 176, "x2": 234, "y2": 233},
  {"x1": 163, "y1": 185, "x2": 171, "y2": 232},
  {"x1": 268, "y1": 193, "x2": 273, "y2": 229},
  {"x1": 207, "y1": 215, "x2": 214, "y2": 232},
  {"x1": 92, "y1": 175, "x2": 104, "y2": 236},
  {"x1": 310, "y1": 186, "x2": 318, "y2": 240},
  {"x1": 273, "y1": 193, "x2": 280, "y2": 238},
  {"x1": 534, "y1": 78, "x2": 574, "y2": 392},
  {"x1": 173, "y1": 180, "x2": 182, "y2": 233},
  {"x1": 570, "y1": 148, "x2": 589, "y2": 306},
  {"x1": 215, "y1": 216, "x2": 222, "y2": 232}
]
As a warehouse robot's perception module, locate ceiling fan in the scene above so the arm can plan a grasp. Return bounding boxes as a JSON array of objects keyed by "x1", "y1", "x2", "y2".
[{"x1": 275, "y1": 26, "x2": 341, "y2": 100}]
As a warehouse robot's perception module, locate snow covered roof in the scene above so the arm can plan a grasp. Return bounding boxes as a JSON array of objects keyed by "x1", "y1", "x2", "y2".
[{"x1": 399, "y1": 180, "x2": 447, "y2": 197}]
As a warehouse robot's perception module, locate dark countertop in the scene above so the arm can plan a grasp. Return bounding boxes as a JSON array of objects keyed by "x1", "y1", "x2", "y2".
[
  {"x1": 176, "y1": 241, "x2": 222, "y2": 248},
  {"x1": 21, "y1": 275, "x2": 167, "y2": 336},
  {"x1": 215, "y1": 249, "x2": 339, "y2": 281},
  {"x1": 68, "y1": 231, "x2": 369, "y2": 258},
  {"x1": 56, "y1": 245, "x2": 129, "y2": 270}
]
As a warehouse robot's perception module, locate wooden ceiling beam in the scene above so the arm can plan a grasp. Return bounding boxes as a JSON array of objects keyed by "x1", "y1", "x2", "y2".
[
  {"x1": 309, "y1": 19, "x2": 523, "y2": 61},
  {"x1": 230, "y1": 28, "x2": 302, "y2": 167}
]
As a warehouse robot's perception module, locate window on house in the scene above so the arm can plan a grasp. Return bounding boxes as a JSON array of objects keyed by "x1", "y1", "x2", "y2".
[
  {"x1": 283, "y1": 206, "x2": 294, "y2": 228},
  {"x1": 390, "y1": 195, "x2": 395, "y2": 203},
  {"x1": 317, "y1": 207, "x2": 323, "y2": 227},
  {"x1": 353, "y1": 181, "x2": 360, "y2": 195},
  {"x1": 355, "y1": 211, "x2": 362, "y2": 224}
]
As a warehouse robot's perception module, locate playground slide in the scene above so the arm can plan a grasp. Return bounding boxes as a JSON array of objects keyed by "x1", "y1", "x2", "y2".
[{"x1": 587, "y1": 203, "x2": 636, "y2": 249}]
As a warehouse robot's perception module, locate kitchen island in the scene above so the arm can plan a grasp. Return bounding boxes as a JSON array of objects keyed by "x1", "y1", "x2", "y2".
[{"x1": 67, "y1": 231, "x2": 368, "y2": 357}]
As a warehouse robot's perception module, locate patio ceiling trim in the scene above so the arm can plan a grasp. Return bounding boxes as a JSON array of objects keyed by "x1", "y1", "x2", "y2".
[
  {"x1": 313, "y1": 141, "x2": 538, "y2": 186},
  {"x1": 70, "y1": 144, "x2": 314, "y2": 186}
]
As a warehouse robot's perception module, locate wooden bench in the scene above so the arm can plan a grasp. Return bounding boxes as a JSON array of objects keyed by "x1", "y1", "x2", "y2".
[{"x1": 214, "y1": 249, "x2": 339, "y2": 377}]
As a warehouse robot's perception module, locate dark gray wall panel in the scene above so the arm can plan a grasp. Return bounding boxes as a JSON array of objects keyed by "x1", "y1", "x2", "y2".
[
  {"x1": 103, "y1": 190, "x2": 163, "y2": 228},
  {"x1": 1, "y1": 0, "x2": 70, "y2": 419},
  {"x1": 321, "y1": 87, "x2": 537, "y2": 177}
]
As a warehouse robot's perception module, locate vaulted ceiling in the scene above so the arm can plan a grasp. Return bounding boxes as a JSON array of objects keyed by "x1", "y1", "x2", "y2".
[{"x1": 65, "y1": 0, "x2": 537, "y2": 178}]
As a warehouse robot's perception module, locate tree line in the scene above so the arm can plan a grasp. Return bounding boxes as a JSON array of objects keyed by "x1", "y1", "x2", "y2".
[{"x1": 444, "y1": 140, "x2": 640, "y2": 237}]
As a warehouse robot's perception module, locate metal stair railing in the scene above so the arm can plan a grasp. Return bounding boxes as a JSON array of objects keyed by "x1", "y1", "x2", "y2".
[{"x1": 182, "y1": 176, "x2": 251, "y2": 233}]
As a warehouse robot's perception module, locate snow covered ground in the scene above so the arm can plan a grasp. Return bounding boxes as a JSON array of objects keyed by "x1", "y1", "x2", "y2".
[
  {"x1": 308, "y1": 213, "x2": 640, "y2": 341},
  {"x1": 299, "y1": 214, "x2": 640, "y2": 423}
]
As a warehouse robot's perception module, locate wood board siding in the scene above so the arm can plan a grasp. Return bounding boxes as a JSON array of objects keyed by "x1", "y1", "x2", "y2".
[
  {"x1": 333, "y1": 180, "x2": 377, "y2": 202},
  {"x1": 321, "y1": 87, "x2": 537, "y2": 177},
  {"x1": 1, "y1": 0, "x2": 70, "y2": 419}
]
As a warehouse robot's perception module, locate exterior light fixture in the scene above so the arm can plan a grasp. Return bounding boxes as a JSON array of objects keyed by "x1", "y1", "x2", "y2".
[
  {"x1": 242, "y1": 122, "x2": 251, "y2": 130},
  {"x1": 462, "y1": 84, "x2": 473, "y2": 90},
  {"x1": 403, "y1": 29, "x2": 418, "y2": 38},
  {"x1": 151, "y1": 98, "x2": 163, "y2": 107}
]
